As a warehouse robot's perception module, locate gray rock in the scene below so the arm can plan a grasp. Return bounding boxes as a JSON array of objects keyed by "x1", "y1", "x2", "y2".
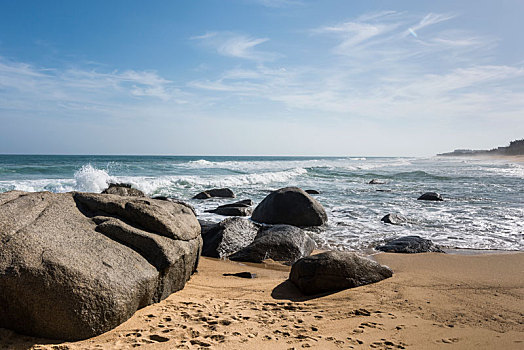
[
  {"x1": 151, "y1": 196, "x2": 197, "y2": 216},
  {"x1": 200, "y1": 217, "x2": 260, "y2": 258},
  {"x1": 216, "y1": 199, "x2": 253, "y2": 208},
  {"x1": 376, "y1": 236, "x2": 444, "y2": 253},
  {"x1": 102, "y1": 183, "x2": 145, "y2": 197},
  {"x1": 0, "y1": 191, "x2": 201, "y2": 340},
  {"x1": 206, "y1": 206, "x2": 253, "y2": 217},
  {"x1": 193, "y1": 188, "x2": 235, "y2": 199},
  {"x1": 198, "y1": 219, "x2": 219, "y2": 235},
  {"x1": 229, "y1": 225, "x2": 316, "y2": 264},
  {"x1": 305, "y1": 189, "x2": 320, "y2": 194},
  {"x1": 417, "y1": 192, "x2": 443, "y2": 201},
  {"x1": 381, "y1": 213, "x2": 407, "y2": 225},
  {"x1": 289, "y1": 251, "x2": 393, "y2": 295},
  {"x1": 205, "y1": 199, "x2": 254, "y2": 216},
  {"x1": 251, "y1": 187, "x2": 327, "y2": 227},
  {"x1": 369, "y1": 179, "x2": 386, "y2": 184}
]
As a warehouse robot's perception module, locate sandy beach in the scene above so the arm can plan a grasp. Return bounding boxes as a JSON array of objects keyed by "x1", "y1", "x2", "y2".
[{"x1": 1, "y1": 251, "x2": 522, "y2": 350}]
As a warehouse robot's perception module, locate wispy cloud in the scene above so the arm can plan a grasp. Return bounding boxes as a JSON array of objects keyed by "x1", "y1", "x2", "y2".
[
  {"x1": 188, "y1": 11, "x2": 524, "y2": 125},
  {"x1": 192, "y1": 31, "x2": 278, "y2": 61},
  {"x1": 0, "y1": 57, "x2": 191, "y2": 118}
]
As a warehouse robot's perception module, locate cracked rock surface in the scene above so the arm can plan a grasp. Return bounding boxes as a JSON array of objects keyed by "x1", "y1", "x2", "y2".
[{"x1": 0, "y1": 191, "x2": 202, "y2": 341}]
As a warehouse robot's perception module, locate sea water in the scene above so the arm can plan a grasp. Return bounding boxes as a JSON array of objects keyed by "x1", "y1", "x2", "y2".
[{"x1": 0, "y1": 155, "x2": 522, "y2": 251}]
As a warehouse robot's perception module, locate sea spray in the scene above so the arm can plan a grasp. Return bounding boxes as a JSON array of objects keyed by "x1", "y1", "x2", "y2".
[{"x1": 74, "y1": 164, "x2": 113, "y2": 193}]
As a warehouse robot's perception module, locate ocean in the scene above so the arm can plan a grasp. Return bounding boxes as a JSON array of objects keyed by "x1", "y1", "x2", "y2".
[{"x1": 0, "y1": 155, "x2": 522, "y2": 251}]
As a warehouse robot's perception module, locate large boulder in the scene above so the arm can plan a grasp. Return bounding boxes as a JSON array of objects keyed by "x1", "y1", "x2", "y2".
[
  {"x1": 376, "y1": 236, "x2": 444, "y2": 253},
  {"x1": 229, "y1": 225, "x2": 316, "y2": 264},
  {"x1": 251, "y1": 187, "x2": 327, "y2": 227},
  {"x1": 0, "y1": 191, "x2": 202, "y2": 340},
  {"x1": 417, "y1": 192, "x2": 443, "y2": 201},
  {"x1": 193, "y1": 188, "x2": 235, "y2": 199},
  {"x1": 102, "y1": 183, "x2": 145, "y2": 197},
  {"x1": 289, "y1": 251, "x2": 393, "y2": 295},
  {"x1": 200, "y1": 217, "x2": 260, "y2": 258}
]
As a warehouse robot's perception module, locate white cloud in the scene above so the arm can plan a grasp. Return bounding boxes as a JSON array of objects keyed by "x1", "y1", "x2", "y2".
[
  {"x1": 0, "y1": 57, "x2": 191, "y2": 117},
  {"x1": 188, "y1": 11, "x2": 524, "y2": 126},
  {"x1": 192, "y1": 32, "x2": 278, "y2": 61}
]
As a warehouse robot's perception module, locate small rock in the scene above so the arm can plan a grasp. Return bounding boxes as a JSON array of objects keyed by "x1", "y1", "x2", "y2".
[
  {"x1": 216, "y1": 199, "x2": 253, "y2": 208},
  {"x1": 205, "y1": 199, "x2": 254, "y2": 217},
  {"x1": 102, "y1": 183, "x2": 145, "y2": 197},
  {"x1": 381, "y1": 214, "x2": 407, "y2": 225},
  {"x1": 305, "y1": 190, "x2": 320, "y2": 195},
  {"x1": 376, "y1": 236, "x2": 444, "y2": 253},
  {"x1": 223, "y1": 272, "x2": 257, "y2": 279},
  {"x1": 193, "y1": 188, "x2": 235, "y2": 199},
  {"x1": 417, "y1": 192, "x2": 443, "y2": 201},
  {"x1": 206, "y1": 206, "x2": 252, "y2": 217},
  {"x1": 369, "y1": 179, "x2": 386, "y2": 184}
]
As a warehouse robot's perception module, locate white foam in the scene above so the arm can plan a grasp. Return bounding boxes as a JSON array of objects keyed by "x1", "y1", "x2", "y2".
[
  {"x1": 187, "y1": 159, "x2": 214, "y2": 166},
  {"x1": 74, "y1": 164, "x2": 113, "y2": 193},
  {"x1": 116, "y1": 167, "x2": 309, "y2": 194}
]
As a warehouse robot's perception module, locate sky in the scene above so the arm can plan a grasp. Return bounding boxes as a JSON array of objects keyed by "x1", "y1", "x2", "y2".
[{"x1": 0, "y1": 0, "x2": 523, "y2": 156}]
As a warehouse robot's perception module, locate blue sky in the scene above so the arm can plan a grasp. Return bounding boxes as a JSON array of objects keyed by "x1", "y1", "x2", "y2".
[{"x1": 0, "y1": 0, "x2": 523, "y2": 156}]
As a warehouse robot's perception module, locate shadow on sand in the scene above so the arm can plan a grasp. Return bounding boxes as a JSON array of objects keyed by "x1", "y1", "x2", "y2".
[{"x1": 271, "y1": 279, "x2": 341, "y2": 302}]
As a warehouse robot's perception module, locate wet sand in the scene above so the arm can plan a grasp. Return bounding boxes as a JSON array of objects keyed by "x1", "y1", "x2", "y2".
[{"x1": 1, "y1": 252, "x2": 523, "y2": 349}]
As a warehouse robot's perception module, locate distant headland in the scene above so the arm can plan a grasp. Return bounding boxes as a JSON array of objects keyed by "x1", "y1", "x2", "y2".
[{"x1": 437, "y1": 139, "x2": 524, "y2": 156}]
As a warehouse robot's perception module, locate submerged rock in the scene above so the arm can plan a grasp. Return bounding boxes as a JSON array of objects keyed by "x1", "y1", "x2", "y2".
[
  {"x1": 193, "y1": 188, "x2": 235, "y2": 199},
  {"x1": 417, "y1": 192, "x2": 444, "y2": 201},
  {"x1": 102, "y1": 183, "x2": 145, "y2": 197},
  {"x1": 381, "y1": 213, "x2": 407, "y2": 225},
  {"x1": 289, "y1": 251, "x2": 393, "y2": 295},
  {"x1": 0, "y1": 191, "x2": 201, "y2": 340},
  {"x1": 376, "y1": 235, "x2": 444, "y2": 253},
  {"x1": 200, "y1": 217, "x2": 260, "y2": 258},
  {"x1": 229, "y1": 225, "x2": 316, "y2": 264},
  {"x1": 251, "y1": 187, "x2": 327, "y2": 227},
  {"x1": 369, "y1": 179, "x2": 386, "y2": 184}
]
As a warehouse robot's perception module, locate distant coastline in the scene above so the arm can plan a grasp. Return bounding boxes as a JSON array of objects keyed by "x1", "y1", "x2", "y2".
[{"x1": 437, "y1": 139, "x2": 524, "y2": 157}]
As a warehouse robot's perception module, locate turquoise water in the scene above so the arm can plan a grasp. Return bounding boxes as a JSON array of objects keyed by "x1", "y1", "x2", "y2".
[{"x1": 0, "y1": 155, "x2": 522, "y2": 251}]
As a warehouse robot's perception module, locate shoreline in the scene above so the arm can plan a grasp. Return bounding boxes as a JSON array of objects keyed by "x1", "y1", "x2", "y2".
[
  {"x1": 437, "y1": 154, "x2": 524, "y2": 164},
  {"x1": 2, "y1": 251, "x2": 522, "y2": 349}
]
